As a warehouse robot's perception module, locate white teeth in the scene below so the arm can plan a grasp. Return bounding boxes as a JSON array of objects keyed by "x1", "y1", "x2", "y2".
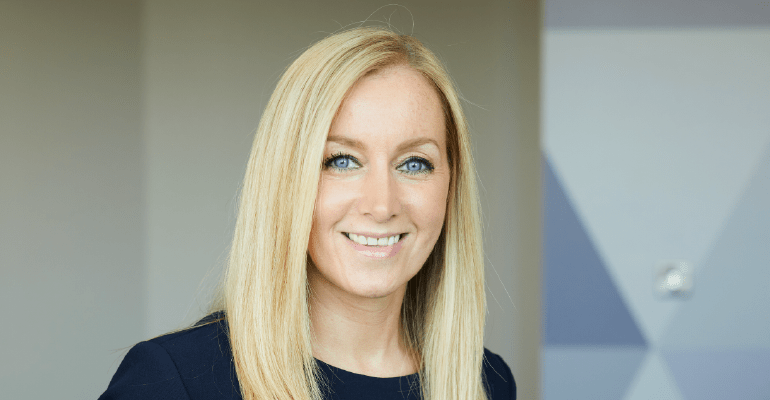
[{"x1": 346, "y1": 233, "x2": 404, "y2": 247}]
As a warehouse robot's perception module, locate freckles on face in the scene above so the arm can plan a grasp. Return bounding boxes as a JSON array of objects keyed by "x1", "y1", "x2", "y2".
[{"x1": 307, "y1": 65, "x2": 451, "y2": 300}]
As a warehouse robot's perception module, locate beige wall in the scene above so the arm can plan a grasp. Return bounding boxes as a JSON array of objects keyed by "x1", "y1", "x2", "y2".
[
  {"x1": 0, "y1": 1, "x2": 144, "y2": 398},
  {"x1": 1, "y1": 1, "x2": 540, "y2": 398}
]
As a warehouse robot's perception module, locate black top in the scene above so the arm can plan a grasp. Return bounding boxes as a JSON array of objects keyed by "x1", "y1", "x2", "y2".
[{"x1": 99, "y1": 315, "x2": 516, "y2": 400}]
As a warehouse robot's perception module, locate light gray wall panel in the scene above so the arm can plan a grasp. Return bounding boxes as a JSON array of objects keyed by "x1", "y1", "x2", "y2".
[
  {"x1": 546, "y1": 0, "x2": 770, "y2": 28},
  {"x1": 542, "y1": 24, "x2": 770, "y2": 400}
]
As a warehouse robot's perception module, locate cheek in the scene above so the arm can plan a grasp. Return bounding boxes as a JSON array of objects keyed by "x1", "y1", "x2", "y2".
[
  {"x1": 405, "y1": 177, "x2": 450, "y2": 235},
  {"x1": 311, "y1": 178, "x2": 352, "y2": 239}
]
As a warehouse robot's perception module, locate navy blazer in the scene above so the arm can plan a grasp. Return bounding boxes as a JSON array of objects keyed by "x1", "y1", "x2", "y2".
[{"x1": 100, "y1": 315, "x2": 516, "y2": 399}]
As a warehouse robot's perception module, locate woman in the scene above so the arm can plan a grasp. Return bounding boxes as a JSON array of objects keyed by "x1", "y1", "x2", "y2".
[{"x1": 101, "y1": 27, "x2": 515, "y2": 400}]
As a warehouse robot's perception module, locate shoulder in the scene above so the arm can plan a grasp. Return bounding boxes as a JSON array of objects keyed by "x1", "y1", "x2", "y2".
[
  {"x1": 149, "y1": 314, "x2": 230, "y2": 368},
  {"x1": 100, "y1": 314, "x2": 241, "y2": 400},
  {"x1": 482, "y1": 348, "x2": 516, "y2": 400}
]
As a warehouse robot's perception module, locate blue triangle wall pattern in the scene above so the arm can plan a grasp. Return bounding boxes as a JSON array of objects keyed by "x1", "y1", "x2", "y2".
[{"x1": 543, "y1": 155, "x2": 647, "y2": 346}]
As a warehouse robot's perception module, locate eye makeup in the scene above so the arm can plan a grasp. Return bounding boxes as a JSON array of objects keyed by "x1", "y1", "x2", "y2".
[{"x1": 322, "y1": 152, "x2": 435, "y2": 175}]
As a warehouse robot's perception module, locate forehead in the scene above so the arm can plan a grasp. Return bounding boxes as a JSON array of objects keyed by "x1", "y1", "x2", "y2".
[
  {"x1": 348, "y1": 65, "x2": 441, "y2": 111},
  {"x1": 330, "y1": 65, "x2": 446, "y2": 147}
]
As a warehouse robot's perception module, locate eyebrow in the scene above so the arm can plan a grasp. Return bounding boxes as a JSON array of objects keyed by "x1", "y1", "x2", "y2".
[{"x1": 326, "y1": 135, "x2": 440, "y2": 153}]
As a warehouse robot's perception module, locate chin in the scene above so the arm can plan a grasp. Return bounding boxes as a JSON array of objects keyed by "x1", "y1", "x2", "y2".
[
  {"x1": 343, "y1": 278, "x2": 403, "y2": 300},
  {"x1": 354, "y1": 286, "x2": 399, "y2": 300}
]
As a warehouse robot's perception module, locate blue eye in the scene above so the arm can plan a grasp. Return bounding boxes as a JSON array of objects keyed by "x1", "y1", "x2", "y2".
[
  {"x1": 399, "y1": 157, "x2": 434, "y2": 174},
  {"x1": 323, "y1": 153, "x2": 434, "y2": 175},
  {"x1": 324, "y1": 153, "x2": 360, "y2": 171},
  {"x1": 334, "y1": 157, "x2": 350, "y2": 168}
]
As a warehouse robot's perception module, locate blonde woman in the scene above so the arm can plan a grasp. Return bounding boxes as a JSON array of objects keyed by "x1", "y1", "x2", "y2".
[{"x1": 100, "y1": 27, "x2": 515, "y2": 400}]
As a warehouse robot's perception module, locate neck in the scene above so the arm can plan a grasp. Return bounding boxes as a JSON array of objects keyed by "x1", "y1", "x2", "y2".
[{"x1": 308, "y1": 267, "x2": 417, "y2": 378}]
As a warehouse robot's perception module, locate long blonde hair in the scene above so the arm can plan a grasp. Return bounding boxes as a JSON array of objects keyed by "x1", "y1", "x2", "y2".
[{"x1": 215, "y1": 27, "x2": 486, "y2": 400}]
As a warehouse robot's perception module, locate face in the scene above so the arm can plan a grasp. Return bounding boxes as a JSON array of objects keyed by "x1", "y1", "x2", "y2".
[{"x1": 307, "y1": 65, "x2": 451, "y2": 301}]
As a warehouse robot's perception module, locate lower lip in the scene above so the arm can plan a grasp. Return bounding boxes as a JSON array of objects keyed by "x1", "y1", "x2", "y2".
[{"x1": 344, "y1": 233, "x2": 405, "y2": 259}]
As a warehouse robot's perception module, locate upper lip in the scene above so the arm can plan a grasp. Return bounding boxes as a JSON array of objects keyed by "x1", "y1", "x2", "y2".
[{"x1": 344, "y1": 231, "x2": 406, "y2": 238}]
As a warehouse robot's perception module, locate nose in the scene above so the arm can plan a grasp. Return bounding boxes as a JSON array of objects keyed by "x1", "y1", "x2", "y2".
[{"x1": 358, "y1": 162, "x2": 400, "y2": 223}]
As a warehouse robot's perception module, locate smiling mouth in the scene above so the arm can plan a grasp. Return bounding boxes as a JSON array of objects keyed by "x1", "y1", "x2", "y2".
[{"x1": 343, "y1": 232, "x2": 407, "y2": 247}]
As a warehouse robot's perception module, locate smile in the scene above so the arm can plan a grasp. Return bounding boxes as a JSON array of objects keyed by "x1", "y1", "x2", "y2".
[
  {"x1": 343, "y1": 232, "x2": 406, "y2": 247},
  {"x1": 342, "y1": 232, "x2": 407, "y2": 259}
]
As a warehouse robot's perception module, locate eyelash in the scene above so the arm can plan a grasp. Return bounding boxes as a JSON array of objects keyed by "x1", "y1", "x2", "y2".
[{"x1": 322, "y1": 152, "x2": 435, "y2": 175}]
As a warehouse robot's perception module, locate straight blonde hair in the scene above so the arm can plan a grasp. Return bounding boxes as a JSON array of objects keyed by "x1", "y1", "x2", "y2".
[{"x1": 214, "y1": 27, "x2": 487, "y2": 400}]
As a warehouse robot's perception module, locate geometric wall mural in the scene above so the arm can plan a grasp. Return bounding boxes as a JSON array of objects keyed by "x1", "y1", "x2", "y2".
[
  {"x1": 543, "y1": 142, "x2": 770, "y2": 399},
  {"x1": 623, "y1": 352, "x2": 685, "y2": 400},
  {"x1": 660, "y1": 146, "x2": 770, "y2": 399},
  {"x1": 663, "y1": 349, "x2": 770, "y2": 400},
  {"x1": 542, "y1": 347, "x2": 646, "y2": 399},
  {"x1": 542, "y1": 156, "x2": 647, "y2": 399},
  {"x1": 543, "y1": 156, "x2": 646, "y2": 347},
  {"x1": 542, "y1": 26, "x2": 770, "y2": 400},
  {"x1": 659, "y1": 148, "x2": 770, "y2": 350}
]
